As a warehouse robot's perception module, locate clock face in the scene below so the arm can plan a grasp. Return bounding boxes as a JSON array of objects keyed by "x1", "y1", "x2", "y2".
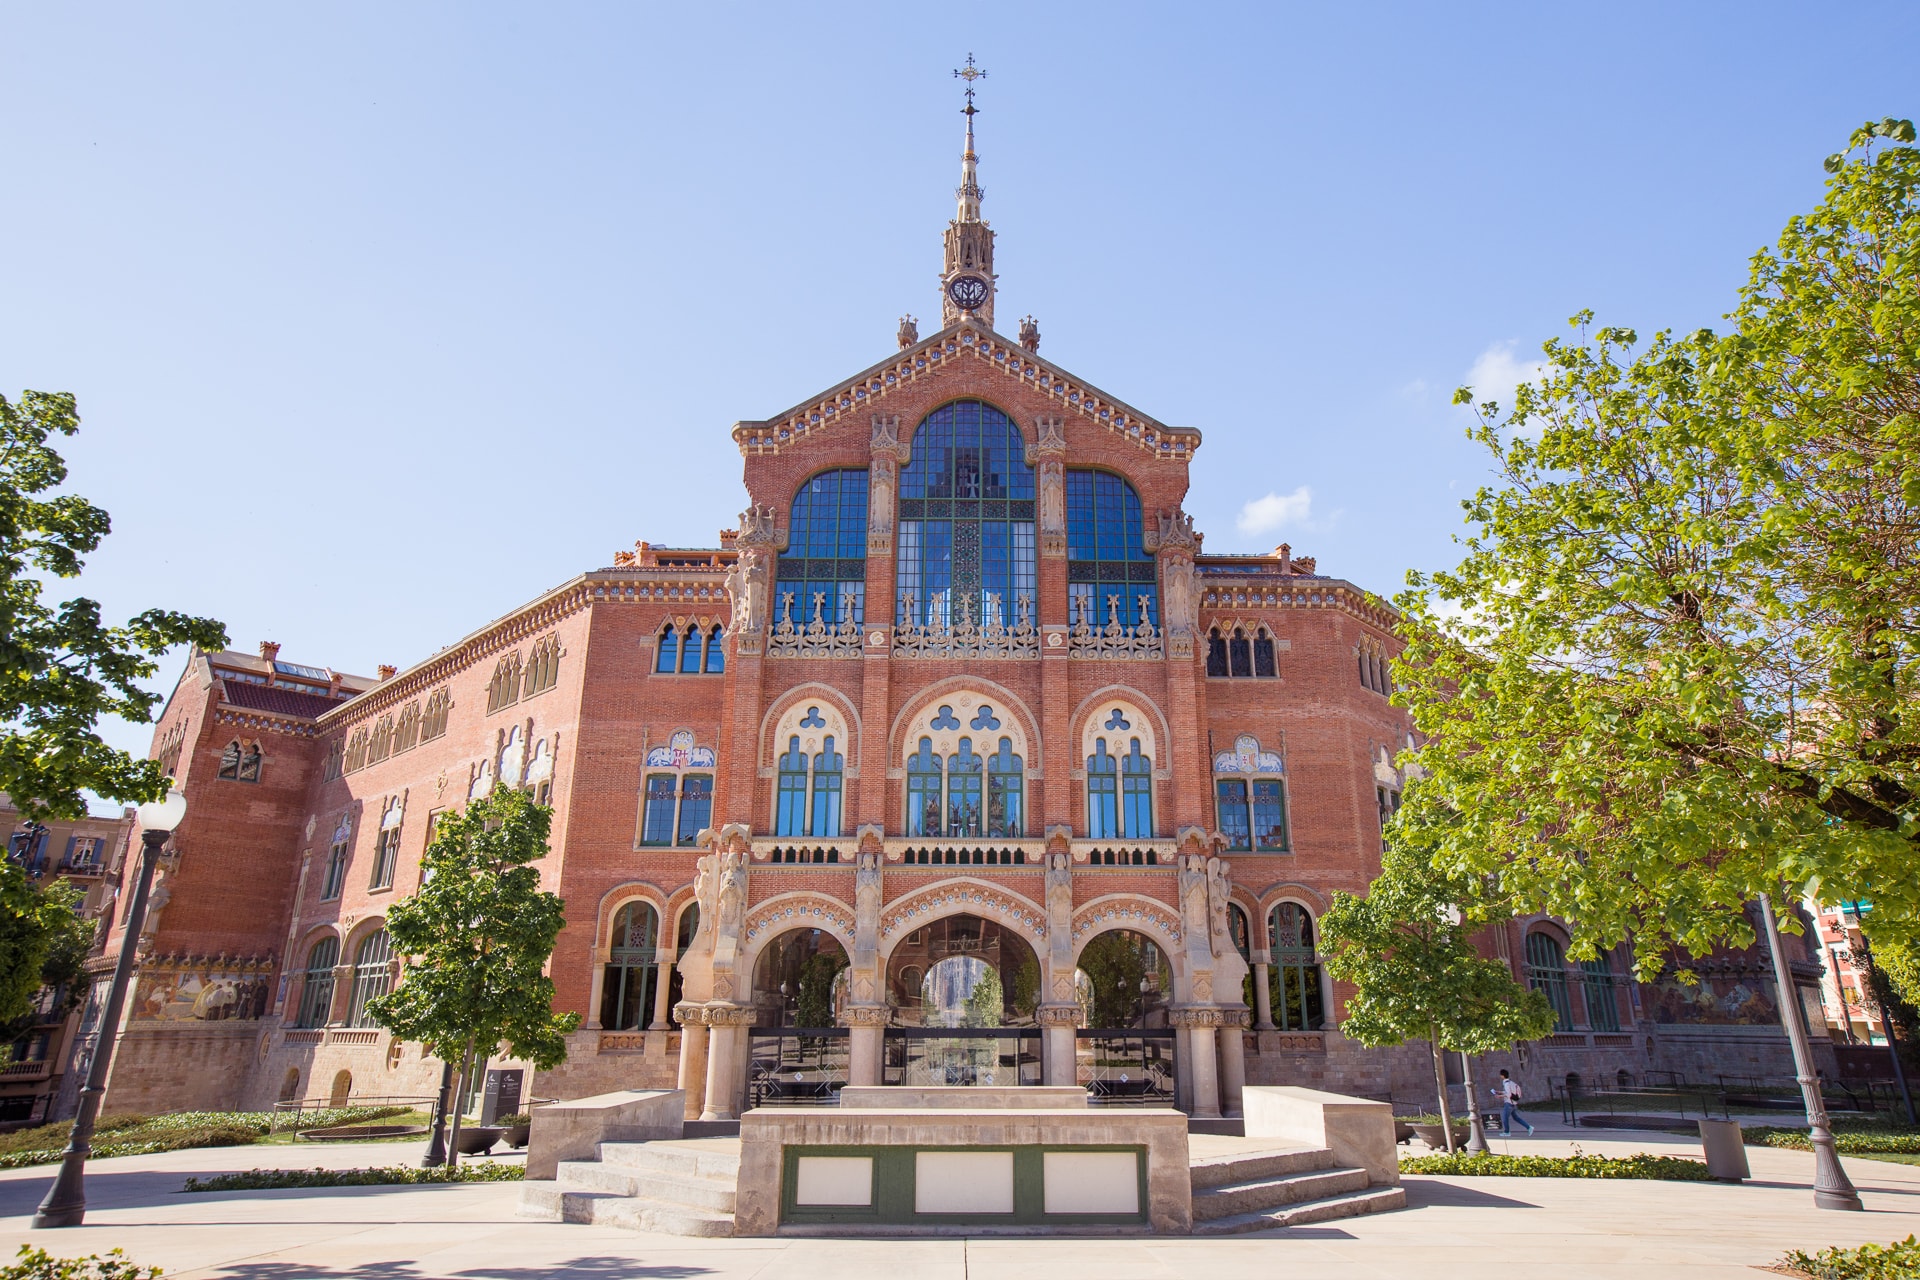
[{"x1": 946, "y1": 274, "x2": 990, "y2": 311}]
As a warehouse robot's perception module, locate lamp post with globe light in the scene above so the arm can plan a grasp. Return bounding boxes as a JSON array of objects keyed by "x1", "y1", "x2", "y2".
[{"x1": 33, "y1": 788, "x2": 187, "y2": 1229}]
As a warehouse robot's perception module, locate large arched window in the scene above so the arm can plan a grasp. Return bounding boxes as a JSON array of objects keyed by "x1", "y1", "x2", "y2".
[
  {"x1": 1066, "y1": 470, "x2": 1156, "y2": 628},
  {"x1": 1525, "y1": 931, "x2": 1573, "y2": 1031},
  {"x1": 1267, "y1": 903, "x2": 1324, "y2": 1031},
  {"x1": 778, "y1": 469, "x2": 869, "y2": 627},
  {"x1": 347, "y1": 930, "x2": 392, "y2": 1027},
  {"x1": 601, "y1": 901, "x2": 660, "y2": 1032},
  {"x1": 296, "y1": 937, "x2": 340, "y2": 1029},
  {"x1": 897, "y1": 401, "x2": 1036, "y2": 629},
  {"x1": 904, "y1": 731, "x2": 1023, "y2": 839}
]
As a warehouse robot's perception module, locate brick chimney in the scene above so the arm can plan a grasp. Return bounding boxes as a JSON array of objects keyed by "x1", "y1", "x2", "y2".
[
  {"x1": 377, "y1": 665, "x2": 397, "y2": 681},
  {"x1": 259, "y1": 641, "x2": 281, "y2": 663}
]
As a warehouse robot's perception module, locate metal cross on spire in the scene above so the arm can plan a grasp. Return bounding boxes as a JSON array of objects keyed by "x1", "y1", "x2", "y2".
[{"x1": 953, "y1": 53, "x2": 986, "y2": 117}]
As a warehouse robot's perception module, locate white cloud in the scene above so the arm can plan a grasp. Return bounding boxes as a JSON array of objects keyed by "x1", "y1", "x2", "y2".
[
  {"x1": 1462, "y1": 340, "x2": 1546, "y2": 411},
  {"x1": 1236, "y1": 486, "x2": 1313, "y2": 536}
]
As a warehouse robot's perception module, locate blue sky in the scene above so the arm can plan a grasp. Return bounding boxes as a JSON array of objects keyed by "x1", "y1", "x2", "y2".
[{"x1": 2, "y1": 3, "x2": 1914, "y2": 802}]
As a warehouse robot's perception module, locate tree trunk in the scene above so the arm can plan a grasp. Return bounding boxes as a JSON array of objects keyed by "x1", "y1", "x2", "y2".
[
  {"x1": 446, "y1": 1037, "x2": 477, "y2": 1170},
  {"x1": 1430, "y1": 1027, "x2": 1456, "y2": 1153}
]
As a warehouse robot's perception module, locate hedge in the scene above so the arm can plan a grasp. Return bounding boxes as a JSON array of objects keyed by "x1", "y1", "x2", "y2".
[
  {"x1": 2, "y1": 1246, "x2": 161, "y2": 1280},
  {"x1": 1745, "y1": 1128, "x2": 1920, "y2": 1155},
  {"x1": 1778, "y1": 1234, "x2": 1920, "y2": 1280},
  {"x1": 181, "y1": 1164, "x2": 524, "y2": 1192},
  {"x1": 0, "y1": 1107, "x2": 410, "y2": 1169},
  {"x1": 1400, "y1": 1151, "x2": 1713, "y2": 1180}
]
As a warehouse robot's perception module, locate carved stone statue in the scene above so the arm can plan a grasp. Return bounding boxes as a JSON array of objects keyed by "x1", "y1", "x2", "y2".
[
  {"x1": 854, "y1": 851, "x2": 882, "y2": 942},
  {"x1": 1038, "y1": 459, "x2": 1065, "y2": 538},
  {"x1": 1207, "y1": 857, "x2": 1233, "y2": 954},
  {"x1": 736, "y1": 503, "x2": 778, "y2": 546},
  {"x1": 693, "y1": 854, "x2": 719, "y2": 935},
  {"x1": 868, "y1": 455, "x2": 897, "y2": 545},
  {"x1": 715, "y1": 850, "x2": 747, "y2": 945},
  {"x1": 1179, "y1": 854, "x2": 1209, "y2": 942},
  {"x1": 1160, "y1": 553, "x2": 1198, "y2": 637},
  {"x1": 726, "y1": 548, "x2": 772, "y2": 635},
  {"x1": 1045, "y1": 853, "x2": 1074, "y2": 950}
]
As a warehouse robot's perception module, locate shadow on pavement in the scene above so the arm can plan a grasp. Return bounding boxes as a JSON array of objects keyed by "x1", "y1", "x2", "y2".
[
  {"x1": 1401, "y1": 1179, "x2": 1542, "y2": 1209},
  {"x1": 198, "y1": 1263, "x2": 711, "y2": 1280}
]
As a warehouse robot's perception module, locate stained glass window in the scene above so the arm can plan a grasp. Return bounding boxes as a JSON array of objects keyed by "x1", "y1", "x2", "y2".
[
  {"x1": 1067, "y1": 470, "x2": 1157, "y2": 627},
  {"x1": 778, "y1": 469, "x2": 869, "y2": 627},
  {"x1": 1268, "y1": 903, "x2": 1324, "y2": 1031},
  {"x1": 897, "y1": 401, "x2": 1036, "y2": 628}
]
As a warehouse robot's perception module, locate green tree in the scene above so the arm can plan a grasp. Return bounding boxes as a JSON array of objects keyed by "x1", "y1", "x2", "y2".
[
  {"x1": 1321, "y1": 843, "x2": 1557, "y2": 1148},
  {"x1": 794, "y1": 951, "x2": 847, "y2": 1030},
  {"x1": 367, "y1": 785, "x2": 580, "y2": 1162},
  {"x1": 0, "y1": 877, "x2": 89, "y2": 1039},
  {"x1": 961, "y1": 965, "x2": 1004, "y2": 1029},
  {"x1": 1393, "y1": 121, "x2": 1920, "y2": 968},
  {"x1": 0, "y1": 391, "x2": 226, "y2": 818},
  {"x1": 0, "y1": 389, "x2": 224, "y2": 1029}
]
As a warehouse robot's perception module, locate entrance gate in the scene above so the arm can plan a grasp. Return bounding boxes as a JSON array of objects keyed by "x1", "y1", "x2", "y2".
[
  {"x1": 746, "y1": 1027, "x2": 849, "y2": 1107},
  {"x1": 1077, "y1": 1028, "x2": 1177, "y2": 1104},
  {"x1": 884, "y1": 1026, "x2": 1042, "y2": 1088}
]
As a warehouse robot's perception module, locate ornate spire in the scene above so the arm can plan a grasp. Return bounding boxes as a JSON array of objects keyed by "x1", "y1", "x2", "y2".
[{"x1": 940, "y1": 53, "x2": 997, "y2": 330}]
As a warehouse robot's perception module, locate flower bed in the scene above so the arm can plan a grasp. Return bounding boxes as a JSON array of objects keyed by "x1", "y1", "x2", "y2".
[
  {"x1": 0, "y1": 1107, "x2": 410, "y2": 1170},
  {"x1": 3, "y1": 1245, "x2": 161, "y2": 1279},
  {"x1": 1400, "y1": 1150, "x2": 1713, "y2": 1180},
  {"x1": 181, "y1": 1164, "x2": 525, "y2": 1192}
]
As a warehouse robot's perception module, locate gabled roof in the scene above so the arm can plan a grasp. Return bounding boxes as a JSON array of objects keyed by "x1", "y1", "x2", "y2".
[{"x1": 730, "y1": 317, "x2": 1202, "y2": 462}]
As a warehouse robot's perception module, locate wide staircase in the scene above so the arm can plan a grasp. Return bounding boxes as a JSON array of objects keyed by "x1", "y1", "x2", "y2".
[
  {"x1": 519, "y1": 1138, "x2": 740, "y2": 1237},
  {"x1": 1187, "y1": 1142, "x2": 1406, "y2": 1234},
  {"x1": 521, "y1": 1136, "x2": 1406, "y2": 1237}
]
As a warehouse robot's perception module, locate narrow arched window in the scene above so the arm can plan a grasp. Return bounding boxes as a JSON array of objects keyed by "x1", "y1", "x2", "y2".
[
  {"x1": 1267, "y1": 904, "x2": 1324, "y2": 1031},
  {"x1": 1229, "y1": 904, "x2": 1252, "y2": 963},
  {"x1": 676, "y1": 775, "x2": 713, "y2": 845},
  {"x1": 641, "y1": 774, "x2": 677, "y2": 845},
  {"x1": 1066, "y1": 469, "x2": 1156, "y2": 628},
  {"x1": 947, "y1": 738, "x2": 983, "y2": 837},
  {"x1": 1206, "y1": 628, "x2": 1229, "y2": 677},
  {"x1": 1121, "y1": 738, "x2": 1153, "y2": 838},
  {"x1": 296, "y1": 937, "x2": 341, "y2": 1029},
  {"x1": 601, "y1": 901, "x2": 660, "y2": 1032},
  {"x1": 347, "y1": 930, "x2": 392, "y2": 1027},
  {"x1": 1086, "y1": 741, "x2": 1119, "y2": 839},
  {"x1": 775, "y1": 736, "x2": 809, "y2": 836},
  {"x1": 655, "y1": 625, "x2": 678, "y2": 674},
  {"x1": 811, "y1": 735, "x2": 843, "y2": 837},
  {"x1": 1229, "y1": 627, "x2": 1253, "y2": 678},
  {"x1": 704, "y1": 625, "x2": 726, "y2": 674},
  {"x1": 1581, "y1": 955, "x2": 1620, "y2": 1032},
  {"x1": 987, "y1": 737, "x2": 1023, "y2": 838},
  {"x1": 218, "y1": 740, "x2": 243, "y2": 779},
  {"x1": 679, "y1": 626, "x2": 702, "y2": 674},
  {"x1": 1525, "y1": 932, "x2": 1573, "y2": 1031},
  {"x1": 907, "y1": 737, "x2": 943, "y2": 837},
  {"x1": 780, "y1": 468, "x2": 870, "y2": 628},
  {"x1": 1251, "y1": 779, "x2": 1288, "y2": 850},
  {"x1": 1216, "y1": 779, "x2": 1251, "y2": 850},
  {"x1": 1253, "y1": 630, "x2": 1277, "y2": 678}
]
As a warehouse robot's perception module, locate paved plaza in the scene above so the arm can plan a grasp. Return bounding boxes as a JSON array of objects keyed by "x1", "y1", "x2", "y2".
[{"x1": 2, "y1": 1118, "x2": 1917, "y2": 1278}]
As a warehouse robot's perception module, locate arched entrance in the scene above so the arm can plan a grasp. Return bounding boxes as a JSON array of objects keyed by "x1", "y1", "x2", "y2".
[
  {"x1": 1074, "y1": 929, "x2": 1176, "y2": 1104},
  {"x1": 746, "y1": 927, "x2": 849, "y2": 1106},
  {"x1": 884, "y1": 913, "x2": 1042, "y2": 1087}
]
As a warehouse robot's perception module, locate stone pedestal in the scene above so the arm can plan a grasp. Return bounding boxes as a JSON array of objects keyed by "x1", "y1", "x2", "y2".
[
  {"x1": 1037, "y1": 1004, "x2": 1082, "y2": 1089},
  {"x1": 845, "y1": 1006, "x2": 888, "y2": 1087}
]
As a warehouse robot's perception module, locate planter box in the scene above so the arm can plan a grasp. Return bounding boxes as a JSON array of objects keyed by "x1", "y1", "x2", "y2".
[{"x1": 455, "y1": 1126, "x2": 502, "y2": 1156}]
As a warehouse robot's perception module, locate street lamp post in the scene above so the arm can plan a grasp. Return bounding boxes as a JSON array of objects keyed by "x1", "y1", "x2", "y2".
[
  {"x1": 421, "y1": 1060, "x2": 455, "y2": 1168},
  {"x1": 34, "y1": 788, "x2": 187, "y2": 1229},
  {"x1": 1758, "y1": 891, "x2": 1862, "y2": 1212}
]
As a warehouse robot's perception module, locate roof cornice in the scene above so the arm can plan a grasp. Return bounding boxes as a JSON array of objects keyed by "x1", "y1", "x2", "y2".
[{"x1": 731, "y1": 319, "x2": 1201, "y2": 462}]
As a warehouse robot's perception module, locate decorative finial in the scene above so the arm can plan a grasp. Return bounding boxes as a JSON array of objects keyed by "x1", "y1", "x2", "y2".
[
  {"x1": 1018, "y1": 315, "x2": 1039, "y2": 353},
  {"x1": 897, "y1": 315, "x2": 919, "y2": 348},
  {"x1": 952, "y1": 54, "x2": 986, "y2": 223}
]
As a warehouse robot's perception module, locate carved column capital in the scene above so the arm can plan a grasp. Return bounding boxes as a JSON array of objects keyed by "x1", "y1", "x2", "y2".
[
  {"x1": 1035, "y1": 1004, "x2": 1085, "y2": 1028},
  {"x1": 841, "y1": 1004, "x2": 892, "y2": 1027},
  {"x1": 672, "y1": 1001, "x2": 711, "y2": 1027},
  {"x1": 1167, "y1": 1006, "x2": 1222, "y2": 1029},
  {"x1": 702, "y1": 1002, "x2": 758, "y2": 1027}
]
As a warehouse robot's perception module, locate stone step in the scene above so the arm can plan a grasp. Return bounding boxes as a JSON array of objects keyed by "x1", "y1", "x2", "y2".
[
  {"x1": 555, "y1": 1160, "x2": 738, "y2": 1213},
  {"x1": 597, "y1": 1140, "x2": 743, "y2": 1180},
  {"x1": 1191, "y1": 1167, "x2": 1371, "y2": 1220},
  {"x1": 1185, "y1": 1117, "x2": 1246, "y2": 1137},
  {"x1": 517, "y1": 1179, "x2": 735, "y2": 1237},
  {"x1": 683, "y1": 1119, "x2": 741, "y2": 1139},
  {"x1": 1189, "y1": 1146, "x2": 1334, "y2": 1190},
  {"x1": 1191, "y1": 1185, "x2": 1408, "y2": 1235}
]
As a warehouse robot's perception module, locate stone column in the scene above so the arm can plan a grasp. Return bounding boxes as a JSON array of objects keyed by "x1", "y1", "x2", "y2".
[
  {"x1": 327, "y1": 963, "x2": 354, "y2": 1026},
  {"x1": 586, "y1": 959, "x2": 607, "y2": 1031},
  {"x1": 1217, "y1": 1007, "x2": 1249, "y2": 1117},
  {"x1": 1037, "y1": 1004, "x2": 1083, "y2": 1089},
  {"x1": 701, "y1": 1004, "x2": 755, "y2": 1121},
  {"x1": 1173, "y1": 1008, "x2": 1222, "y2": 1119},
  {"x1": 1252, "y1": 961, "x2": 1275, "y2": 1029},
  {"x1": 648, "y1": 959, "x2": 675, "y2": 1031},
  {"x1": 845, "y1": 1005, "x2": 889, "y2": 1087},
  {"x1": 673, "y1": 1001, "x2": 710, "y2": 1121}
]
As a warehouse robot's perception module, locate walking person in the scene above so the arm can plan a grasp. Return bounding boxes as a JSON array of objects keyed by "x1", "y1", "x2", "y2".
[{"x1": 1497, "y1": 1068, "x2": 1535, "y2": 1136}]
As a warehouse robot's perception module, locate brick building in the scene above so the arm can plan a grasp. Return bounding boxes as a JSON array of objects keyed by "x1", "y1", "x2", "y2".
[{"x1": 84, "y1": 95, "x2": 1831, "y2": 1122}]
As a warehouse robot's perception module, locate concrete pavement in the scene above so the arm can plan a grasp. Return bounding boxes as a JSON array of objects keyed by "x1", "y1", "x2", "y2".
[{"x1": 0, "y1": 1118, "x2": 1915, "y2": 1278}]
